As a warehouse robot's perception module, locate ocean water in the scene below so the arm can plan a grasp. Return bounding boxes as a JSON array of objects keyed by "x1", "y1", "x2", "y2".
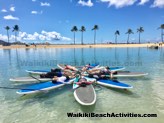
[{"x1": 0, "y1": 47, "x2": 164, "y2": 123}]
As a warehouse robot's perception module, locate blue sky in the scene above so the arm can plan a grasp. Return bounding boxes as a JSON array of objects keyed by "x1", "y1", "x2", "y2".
[{"x1": 0, "y1": 0, "x2": 164, "y2": 44}]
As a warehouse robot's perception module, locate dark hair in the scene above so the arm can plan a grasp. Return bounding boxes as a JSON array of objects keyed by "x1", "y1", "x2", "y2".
[
  {"x1": 52, "y1": 80, "x2": 57, "y2": 84},
  {"x1": 76, "y1": 71, "x2": 81, "y2": 75},
  {"x1": 66, "y1": 76, "x2": 70, "y2": 80},
  {"x1": 51, "y1": 68, "x2": 61, "y2": 72}
]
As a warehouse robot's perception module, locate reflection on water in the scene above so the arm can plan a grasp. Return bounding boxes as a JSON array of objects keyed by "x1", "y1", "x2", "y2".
[
  {"x1": 1, "y1": 48, "x2": 148, "y2": 68},
  {"x1": 0, "y1": 47, "x2": 164, "y2": 123}
]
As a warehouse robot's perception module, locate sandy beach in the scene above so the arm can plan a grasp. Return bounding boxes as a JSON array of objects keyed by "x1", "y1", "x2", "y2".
[{"x1": 0, "y1": 43, "x2": 163, "y2": 49}]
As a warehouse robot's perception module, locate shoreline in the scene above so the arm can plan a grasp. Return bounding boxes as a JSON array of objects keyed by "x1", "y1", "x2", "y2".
[{"x1": 0, "y1": 43, "x2": 163, "y2": 49}]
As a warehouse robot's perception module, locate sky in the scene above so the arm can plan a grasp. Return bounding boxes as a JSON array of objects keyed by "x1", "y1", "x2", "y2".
[{"x1": 0, "y1": 0, "x2": 164, "y2": 44}]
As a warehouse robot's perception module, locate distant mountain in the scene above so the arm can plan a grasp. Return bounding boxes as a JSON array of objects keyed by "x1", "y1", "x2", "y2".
[
  {"x1": 0, "y1": 40, "x2": 10, "y2": 46},
  {"x1": 0, "y1": 40, "x2": 27, "y2": 46},
  {"x1": 12, "y1": 41, "x2": 26, "y2": 45}
]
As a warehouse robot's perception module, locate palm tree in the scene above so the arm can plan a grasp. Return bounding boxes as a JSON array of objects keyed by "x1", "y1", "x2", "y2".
[
  {"x1": 158, "y1": 24, "x2": 164, "y2": 42},
  {"x1": 92, "y1": 25, "x2": 99, "y2": 44},
  {"x1": 115, "y1": 30, "x2": 120, "y2": 44},
  {"x1": 79, "y1": 26, "x2": 86, "y2": 45},
  {"x1": 5, "y1": 26, "x2": 10, "y2": 43},
  {"x1": 125, "y1": 29, "x2": 134, "y2": 44},
  {"x1": 71, "y1": 26, "x2": 78, "y2": 45},
  {"x1": 12, "y1": 25, "x2": 19, "y2": 42},
  {"x1": 137, "y1": 27, "x2": 144, "y2": 44}
]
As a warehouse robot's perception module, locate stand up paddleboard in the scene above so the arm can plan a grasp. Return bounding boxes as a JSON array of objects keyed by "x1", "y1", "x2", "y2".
[
  {"x1": 10, "y1": 76, "x2": 52, "y2": 83},
  {"x1": 112, "y1": 71, "x2": 148, "y2": 77},
  {"x1": 26, "y1": 66, "x2": 124, "y2": 75},
  {"x1": 97, "y1": 79, "x2": 133, "y2": 89},
  {"x1": 26, "y1": 70, "x2": 50, "y2": 74},
  {"x1": 17, "y1": 78, "x2": 75, "y2": 95},
  {"x1": 92, "y1": 66, "x2": 125, "y2": 71},
  {"x1": 73, "y1": 77, "x2": 96, "y2": 106}
]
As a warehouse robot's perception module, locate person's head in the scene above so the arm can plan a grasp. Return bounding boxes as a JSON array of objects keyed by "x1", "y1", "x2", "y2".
[
  {"x1": 79, "y1": 78, "x2": 87, "y2": 82},
  {"x1": 105, "y1": 66, "x2": 110, "y2": 69}
]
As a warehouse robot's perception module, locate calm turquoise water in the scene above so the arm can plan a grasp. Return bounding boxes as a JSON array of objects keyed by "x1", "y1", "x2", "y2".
[{"x1": 0, "y1": 47, "x2": 164, "y2": 123}]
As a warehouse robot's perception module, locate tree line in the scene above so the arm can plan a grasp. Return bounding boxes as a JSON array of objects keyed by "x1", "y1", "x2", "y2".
[
  {"x1": 71, "y1": 24, "x2": 164, "y2": 44},
  {"x1": 4, "y1": 25, "x2": 19, "y2": 43},
  {"x1": 3, "y1": 24, "x2": 164, "y2": 44}
]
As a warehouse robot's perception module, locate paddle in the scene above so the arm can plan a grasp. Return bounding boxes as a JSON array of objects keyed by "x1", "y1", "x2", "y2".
[
  {"x1": 0, "y1": 86, "x2": 48, "y2": 93},
  {"x1": 29, "y1": 74, "x2": 42, "y2": 82}
]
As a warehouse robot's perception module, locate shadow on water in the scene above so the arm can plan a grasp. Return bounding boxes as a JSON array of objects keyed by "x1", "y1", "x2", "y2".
[
  {"x1": 79, "y1": 103, "x2": 96, "y2": 113},
  {"x1": 73, "y1": 48, "x2": 77, "y2": 65},
  {"x1": 3, "y1": 49, "x2": 12, "y2": 66},
  {"x1": 93, "y1": 48, "x2": 96, "y2": 64},
  {"x1": 106, "y1": 87, "x2": 140, "y2": 98},
  {"x1": 81, "y1": 48, "x2": 85, "y2": 65}
]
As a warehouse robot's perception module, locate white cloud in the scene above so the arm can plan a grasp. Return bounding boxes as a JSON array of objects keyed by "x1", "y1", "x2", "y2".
[
  {"x1": 61, "y1": 37, "x2": 71, "y2": 41},
  {"x1": 0, "y1": 31, "x2": 71, "y2": 42},
  {"x1": 1, "y1": 9, "x2": 7, "y2": 12},
  {"x1": 41, "y1": 2, "x2": 50, "y2": 6},
  {"x1": 78, "y1": 0, "x2": 93, "y2": 7},
  {"x1": 100, "y1": 0, "x2": 137, "y2": 8},
  {"x1": 0, "y1": 34, "x2": 8, "y2": 41},
  {"x1": 32, "y1": 0, "x2": 36, "y2": 2},
  {"x1": 31, "y1": 11, "x2": 38, "y2": 14},
  {"x1": 138, "y1": 0, "x2": 149, "y2": 5},
  {"x1": 10, "y1": 6, "x2": 15, "y2": 12},
  {"x1": 31, "y1": 10, "x2": 43, "y2": 15},
  {"x1": 151, "y1": 0, "x2": 164, "y2": 8},
  {"x1": 3, "y1": 15, "x2": 19, "y2": 20}
]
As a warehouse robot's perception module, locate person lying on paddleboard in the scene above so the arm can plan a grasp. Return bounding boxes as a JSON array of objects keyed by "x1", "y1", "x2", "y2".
[
  {"x1": 64, "y1": 65, "x2": 78, "y2": 71},
  {"x1": 76, "y1": 78, "x2": 94, "y2": 87},
  {"x1": 51, "y1": 72, "x2": 76, "y2": 84},
  {"x1": 102, "y1": 66, "x2": 118, "y2": 78},
  {"x1": 50, "y1": 68, "x2": 62, "y2": 72},
  {"x1": 81, "y1": 64, "x2": 91, "y2": 71},
  {"x1": 74, "y1": 75, "x2": 95, "y2": 87},
  {"x1": 84, "y1": 73, "x2": 108, "y2": 80},
  {"x1": 40, "y1": 70, "x2": 76, "y2": 78},
  {"x1": 85, "y1": 66, "x2": 117, "y2": 78},
  {"x1": 40, "y1": 71, "x2": 62, "y2": 78}
]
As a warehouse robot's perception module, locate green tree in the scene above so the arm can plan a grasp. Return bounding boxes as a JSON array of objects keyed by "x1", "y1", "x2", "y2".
[
  {"x1": 79, "y1": 26, "x2": 86, "y2": 45},
  {"x1": 71, "y1": 26, "x2": 78, "y2": 45},
  {"x1": 12, "y1": 25, "x2": 19, "y2": 42},
  {"x1": 158, "y1": 24, "x2": 164, "y2": 42},
  {"x1": 125, "y1": 29, "x2": 134, "y2": 44},
  {"x1": 92, "y1": 25, "x2": 99, "y2": 44},
  {"x1": 115, "y1": 30, "x2": 120, "y2": 44},
  {"x1": 5, "y1": 26, "x2": 10, "y2": 43},
  {"x1": 137, "y1": 27, "x2": 144, "y2": 44}
]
